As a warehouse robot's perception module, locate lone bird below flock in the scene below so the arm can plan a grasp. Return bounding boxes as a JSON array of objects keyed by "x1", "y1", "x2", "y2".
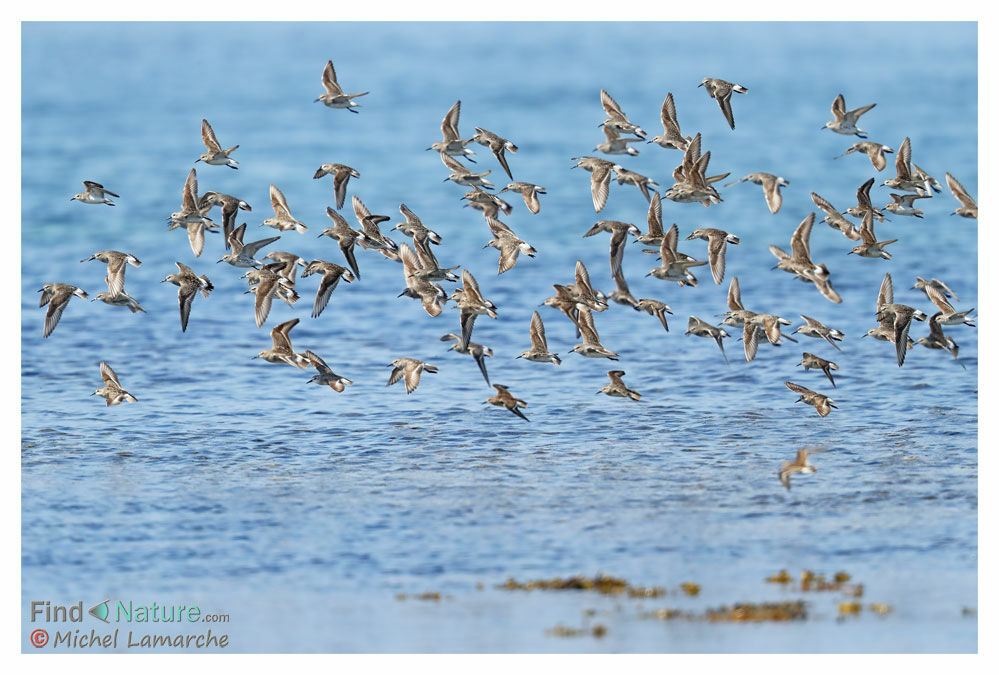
[{"x1": 779, "y1": 449, "x2": 818, "y2": 490}]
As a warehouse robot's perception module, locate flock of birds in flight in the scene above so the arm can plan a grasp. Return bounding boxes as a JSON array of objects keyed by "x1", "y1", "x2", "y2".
[{"x1": 44, "y1": 61, "x2": 978, "y2": 487}]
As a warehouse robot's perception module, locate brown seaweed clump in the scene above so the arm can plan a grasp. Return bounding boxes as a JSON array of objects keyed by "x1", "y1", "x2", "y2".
[
  {"x1": 680, "y1": 582, "x2": 701, "y2": 596},
  {"x1": 501, "y1": 575, "x2": 664, "y2": 597},
  {"x1": 545, "y1": 624, "x2": 608, "y2": 638},
  {"x1": 641, "y1": 601, "x2": 807, "y2": 623},
  {"x1": 640, "y1": 608, "x2": 692, "y2": 621},
  {"x1": 705, "y1": 601, "x2": 808, "y2": 623},
  {"x1": 628, "y1": 586, "x2": 666, "y2": 598},
  {"x1": 799, "y1": 570, "x2": 861, "y2": 595},
  {"x1": 395, "y1": 592, "x2": 442, "y2": 601},
  {"x1": 545, "y1": 624, "x2": 584, "y2": 638},
  {"x1": 766, "y1": 569, "x2": 793, "y2": 584}
]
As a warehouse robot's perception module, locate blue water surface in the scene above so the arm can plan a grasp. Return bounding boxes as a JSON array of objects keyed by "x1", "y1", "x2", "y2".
[{"x1": 21, "y1": 21, "x2": 977, "y2": 653}]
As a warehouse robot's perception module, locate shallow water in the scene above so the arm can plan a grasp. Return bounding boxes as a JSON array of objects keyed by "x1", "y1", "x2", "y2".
[{"x1": 21, "y1": 21, "x2": 977, "y2": 652}]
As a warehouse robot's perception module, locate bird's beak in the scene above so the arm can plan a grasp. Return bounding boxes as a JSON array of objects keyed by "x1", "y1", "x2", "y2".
[{"x1": 697, "y1": 82, "x2": 704, "y2": 87}]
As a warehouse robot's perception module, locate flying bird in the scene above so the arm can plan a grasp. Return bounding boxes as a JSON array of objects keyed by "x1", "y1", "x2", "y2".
[
  {"x1": 315, "y1": 60, "x2": 368, "y2": 111},
  {"x1": 91, "y1": 361, "x2": 138, "y2": 406},
  {"x1": 698, "y1": 77, "x2": 748, "y2": 130},
  {"x1": 196, "y1": 119, "x2": 239, "y2": 169}
]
